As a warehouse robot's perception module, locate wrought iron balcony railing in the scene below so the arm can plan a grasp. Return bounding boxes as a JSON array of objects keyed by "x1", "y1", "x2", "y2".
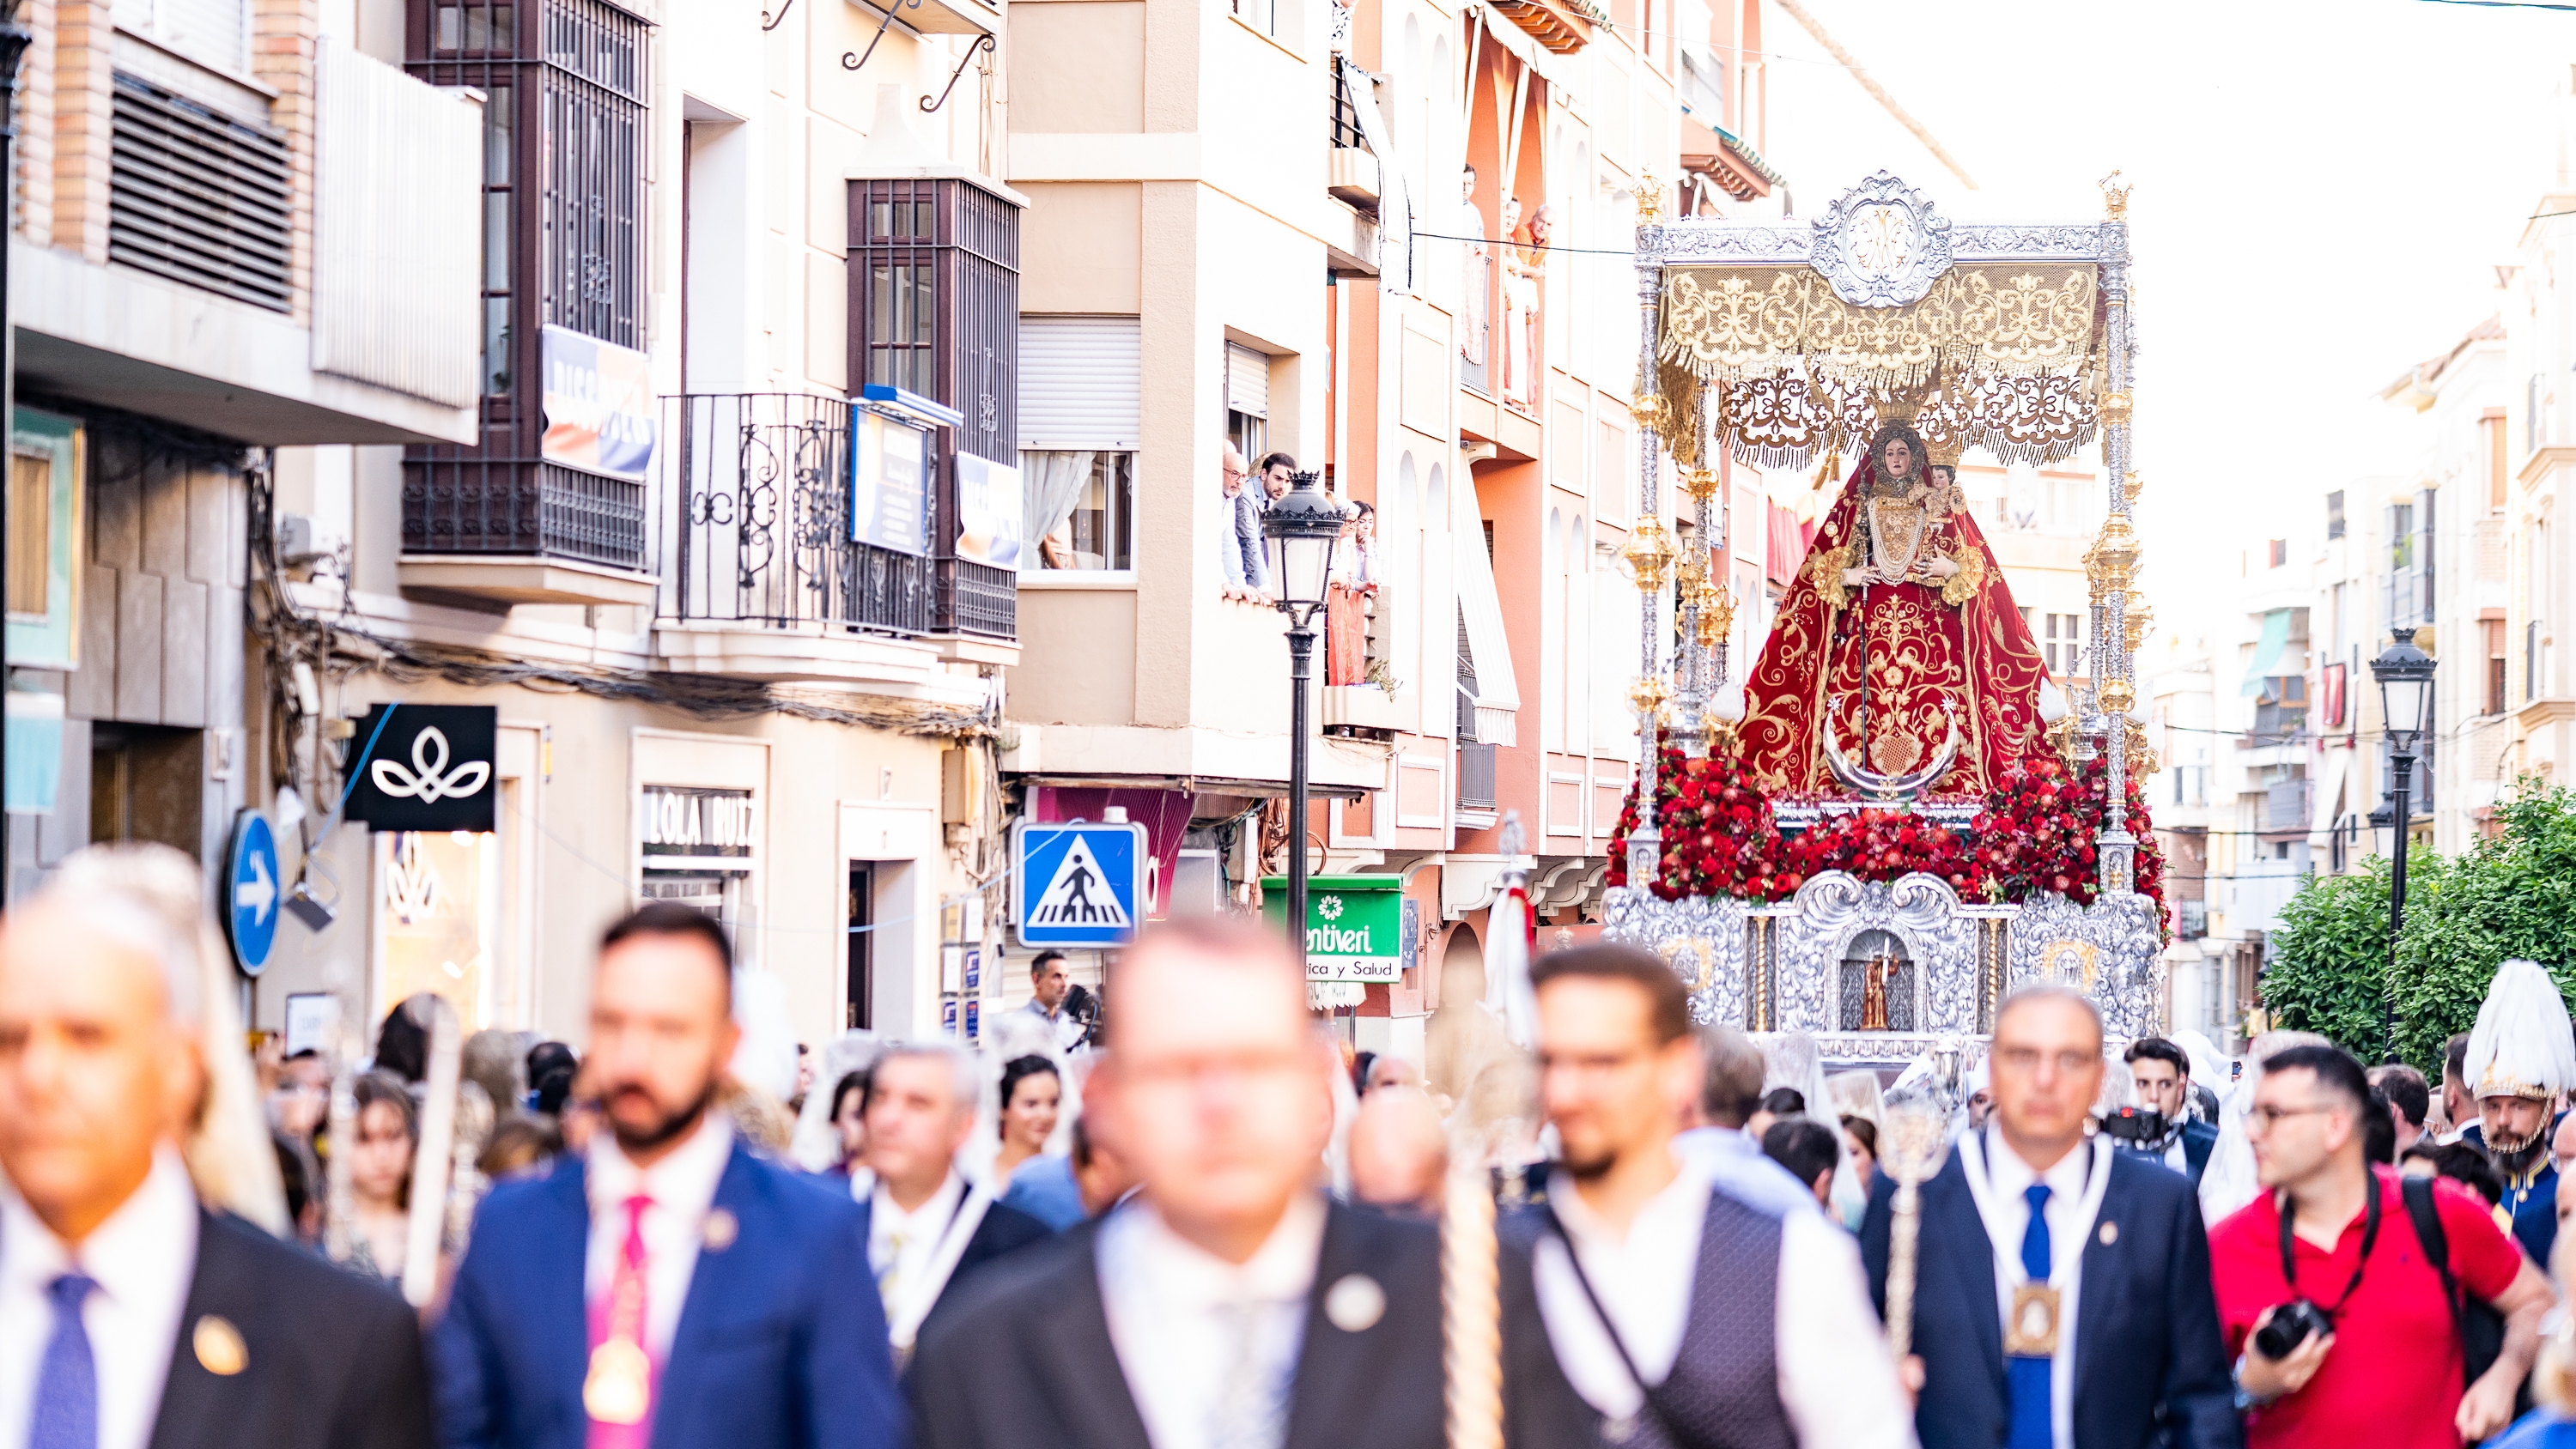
[{"x1": 660, "y1": 392, "x2": 1013, "y2": 641}]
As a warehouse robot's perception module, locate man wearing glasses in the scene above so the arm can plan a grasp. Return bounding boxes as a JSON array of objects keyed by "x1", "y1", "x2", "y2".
[
  {"x1": 2208, "y1": 1043, "x2": 2549, "y2": 1449},
  {"x1": 1862, "y1": 985, "x2": 2240, "y2": 1449}
]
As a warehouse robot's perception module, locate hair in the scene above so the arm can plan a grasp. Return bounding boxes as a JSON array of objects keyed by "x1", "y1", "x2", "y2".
[
  {"x1": 2361, "y1": 1085, "x2": 2397, "y2": 1164},
  {"x1": 2369, "y1": 1064, "x2": 2432, "y2": 1130},
  {"x1": 1868, "y1": 421, "x2": 1929, "y2": 482},
  {"x1": 1993, "y1": 983, "x2": 2105, "y2": 1049},
  {"x1": 1841, "y1": 1113, "x2": 1879, "y2": 1160},
  {"x1": 1030, "y1": 950, "x2": 1067, "y2": 976},
  {"x1": 285, "y1": 1047, "x2": 322, "y2": 1064},
  {"x1": 1698, "y1": 1023, "x2": 1767, "y2": 1127},
  {"x1": 1256, "y1": 452, "x2": 1298, "y2": 476},
  {"x1": 527, "y1": 1040, "x2": 578, "y2": 1116},
  {"x1": 1762, "y1": 1118, "x2": 1839, "y2": 1191},
  {"x1": 2404, "y1": 1140, "x2": 2506, "y2": 1206},
  {"x1": 1352, "y1": 1049, "x2": 1377, "y2": 1093},
  {"x1": 1760, "y1": 1086, "x2": 1807, "y2": 1117},
  {"x1": 999, "y1": 1055, "x2": 1060, "y2": 1123},
  {"x1": 829, "y1": 1069, "x2": 871, "y2": 1120},
  {"x1": 1526, "y1": 943, "x2": 1690, "y2": 1045},
  {"x1": 352, "y1": 1070, "x2": 420, "y2": 1210},
  {"x1": 477, "y1": 1115, "x2": 562, "y2": 1179},
  {"x1": 461, "y1": 1028, "x2": 525, "y2": 1116},
  {"x1": 2263, "y1": 1043, "x2": 2373, "y2": 1126},
  {"x1": 2123, "y1": 1037, "x2": 2191, "y2": 1079},
  {"x1": 2445, "y1": 1031, "x2": 2473, "y2": 1086},
  {"x1": 273, "y1": 1131, "x2": 311, "y2": 1232},
  {"x1": 869, "y1": 1041, "x2": 981, "y2": 1115},
  {"x1": 1071, "y1": 1114, "x2": 1099, "y2": 1170},
  {"x1": 374, "y1": 997, "x2": 433, "y2": 1084},
  {"x1": 598, "y1": 902, "x2": 735, "y2": 1004},
  {"x1": 1350, "y1": 500, "x2": 1375, "y2": 519}
]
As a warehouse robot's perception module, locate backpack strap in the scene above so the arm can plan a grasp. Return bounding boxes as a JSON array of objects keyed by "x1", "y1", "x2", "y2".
[{"x1": 2401, "y1": 1174, "x2": 2469, "y2": 1340}]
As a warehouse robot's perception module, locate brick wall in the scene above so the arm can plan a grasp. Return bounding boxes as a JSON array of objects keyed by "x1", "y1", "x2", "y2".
[
  {"x1": 252, "y1": 0, "x2": 318, "y2": 323},
  {"x1": 11, "y1": 0, "x2": 57, "y2": 242},
  {"x1": 46, "y1": 0, "x2": 109, "y2": 262}
]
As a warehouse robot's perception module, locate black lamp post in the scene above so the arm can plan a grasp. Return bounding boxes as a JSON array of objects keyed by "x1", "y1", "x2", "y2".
[
  {"x1": 1262, "y1": 471, "x2": 1343, "y2": 964},
  {"x1": 2370, "y1": 625, "x2": 2435, "y2": 1063},
  {"x1": 3, "y1": 3, "x2": 34, "y2": 432}
]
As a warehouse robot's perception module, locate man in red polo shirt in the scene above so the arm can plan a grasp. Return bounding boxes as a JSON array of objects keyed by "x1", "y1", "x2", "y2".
[{"x1": 2209, "y1": 1043, "x2": 2551, "y2": 1449}]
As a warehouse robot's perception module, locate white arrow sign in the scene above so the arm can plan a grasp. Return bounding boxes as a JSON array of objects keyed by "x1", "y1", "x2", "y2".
[{"x1": 235, "y1": 852, "x2": 276, "y2": 923}]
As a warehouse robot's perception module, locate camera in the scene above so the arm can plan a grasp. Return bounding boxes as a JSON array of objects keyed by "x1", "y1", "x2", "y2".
[
  {"x1": 2252, "y1": 1300, "x2": 2333, "y2": 1360},
  {"x1": 2096, "y1": 1106, "x2": 2170, "y2": 1143}
]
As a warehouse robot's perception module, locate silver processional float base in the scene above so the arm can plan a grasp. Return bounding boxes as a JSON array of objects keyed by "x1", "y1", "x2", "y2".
[{"x1": 1601, "y1": 872, "x2": 2166, "y2": 1071}]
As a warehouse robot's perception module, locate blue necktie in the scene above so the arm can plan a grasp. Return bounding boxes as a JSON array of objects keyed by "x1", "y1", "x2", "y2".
[
  {"x1": 2008, "y1": 1185, "x2": 2053, "y2": 1449},
  {"x1": 31, "y1": 1273, "x2": 99, "y2": 1449}
]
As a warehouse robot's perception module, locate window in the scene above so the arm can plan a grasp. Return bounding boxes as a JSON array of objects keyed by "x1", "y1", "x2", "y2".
[
  {"x1": 2325, "y1": 489, "x2": 2345, "y2": 540},
  {"x1": 2268, "y1": 538, "x2": 2287, "y2": 568},
  {"x1": 1020, "y1": 452, "x2": 1134, "y2": 572},
  {"x1": 2486, "y1": 618, "x2": 2507, "y2": 715},
  {"x1": 2532, "y1": 373, "x2": 2549, "y2": 453},
  {"x1": 1230, "y1": 0, "x2": 1278, "y2": 36},
  {"x1": 863, "y1": 199, "x2": 937, "y2": 396},
  {"x1": 2254, "y1": 675, "x2": 2308, "y2": 739},
  {"x1": 2489, "y1": 413, "x2": 2509, "y2": 509},
  {"x1": 2043, "y1": 612, "x2": 2083, "y2": 676}
]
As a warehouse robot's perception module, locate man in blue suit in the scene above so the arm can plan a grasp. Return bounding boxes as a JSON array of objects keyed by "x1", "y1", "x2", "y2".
[
  {"x1": 431, "y1": 904, "x2": 904, "y2": 1449},
  {"x1": 1862, "y1": 985, "x2": 2240, "y2": 1449}
]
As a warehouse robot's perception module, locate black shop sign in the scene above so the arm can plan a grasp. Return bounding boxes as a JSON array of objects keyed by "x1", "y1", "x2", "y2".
[{"x1": 342, "y1": 705, "x2": 498, "y2": 833}]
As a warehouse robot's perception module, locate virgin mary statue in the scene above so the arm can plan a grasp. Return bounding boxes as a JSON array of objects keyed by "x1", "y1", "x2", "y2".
[{"x1": 1736, "y1": 421, "x2": 2057, "y2": 799}]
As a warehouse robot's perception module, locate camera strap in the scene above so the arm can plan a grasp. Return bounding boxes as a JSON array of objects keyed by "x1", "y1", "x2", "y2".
[{"x1": 2275, "y1": 1168, "x2": 2382, "y2": 1321}]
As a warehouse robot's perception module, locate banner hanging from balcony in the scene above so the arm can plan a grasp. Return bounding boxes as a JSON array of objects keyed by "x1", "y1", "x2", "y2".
[
  {"x1": 954, "y1": 453, "x2": 1024, "y2": 568},
  {"x1": 851, "y1": 409, "x2": 933, "y2": 555},
  {"x1": 539, "y1": 326, "x2": 657, "y2": 481}
]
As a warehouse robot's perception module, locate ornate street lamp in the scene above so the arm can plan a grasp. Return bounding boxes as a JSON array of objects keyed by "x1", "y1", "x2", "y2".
[
  {"x1": 1263, "y1": 471, "x2": 1343, "y2": 963},
  {"x1": 2370, "y1": 626, "x2": 2435, "y2": 1062}
]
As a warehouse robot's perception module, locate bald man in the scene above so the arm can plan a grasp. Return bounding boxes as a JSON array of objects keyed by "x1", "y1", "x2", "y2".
[
  {"x1": 907, "y1": 917, "x2": 1586, "y2": 1449},
  {"x1": 0, "y1": 845, "x2": 434, "y2": 1449}
]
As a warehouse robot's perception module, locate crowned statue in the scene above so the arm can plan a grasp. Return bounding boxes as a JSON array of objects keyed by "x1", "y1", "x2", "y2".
[{"x1": 1736, "y1": 419, "x2": 2059, "y2": 799}]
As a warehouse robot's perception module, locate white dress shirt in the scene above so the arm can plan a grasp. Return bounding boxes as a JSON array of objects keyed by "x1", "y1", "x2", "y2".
[
  {"x1": 585, "y1": 1113, "x2": 735, "y2": 1358},
  {"x1": 1960, "y1": 1132, "x2": 2111, "y2": 1449},
  {"x1": 1671, "y1": 1125, "x2": 1828, "y2": 1219},
  {"x1": 1531, "y1": 1150, "x2": 1915, "y2": 1449},
  {"x1": 1008, "y1": 998, "x2": 1084, "y2": 1052},
  {"x1": 866, "y1": 1173, "x2": 967, "y2": 1303},
  {"x1": 1096, "y1": 1192, "x2": 1325, "y2": 1449},
  {"x1": 0, "y1": 1148, "x2": 199, "y2": 1449}
]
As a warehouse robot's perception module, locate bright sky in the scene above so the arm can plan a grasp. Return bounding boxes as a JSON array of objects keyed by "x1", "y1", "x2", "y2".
[{"x1": 1751, "y1": 0, "x2": 2572, "y2": 648}]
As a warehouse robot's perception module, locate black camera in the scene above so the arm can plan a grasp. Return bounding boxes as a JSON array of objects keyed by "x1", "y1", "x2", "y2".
[
  {"x1": 2096, "y1": 1106, "x2": 2170, "y2": 1143},
  {"x1": 2251, "y1": 1300, "x2": 2332, "y2": 1360}
]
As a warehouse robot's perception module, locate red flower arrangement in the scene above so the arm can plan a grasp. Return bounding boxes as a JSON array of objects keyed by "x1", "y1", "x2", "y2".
[{"x1": 1607, "y1": 742, "x2": 2168, "y2": 931}]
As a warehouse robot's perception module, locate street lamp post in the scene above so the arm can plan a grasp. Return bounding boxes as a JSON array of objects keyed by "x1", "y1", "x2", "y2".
[
  {"x1": 2370, "y1": 625, "x2": 2436, "y2": 1063},
  {"x1": 3, "y1": 3, "x2": 35, "y2": 432},
  {"x1": 1263, "y1": 471, "x2": 1343, "y2": 965}
]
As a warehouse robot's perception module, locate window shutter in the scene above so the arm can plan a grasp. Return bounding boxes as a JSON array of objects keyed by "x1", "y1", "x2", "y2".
[
  {"x1": 1226, "y1": 343, "x2": 1271, "y2": 418},
  {"x1": 1018, "y1": 317, "x2": 1140, "y2": 450}
]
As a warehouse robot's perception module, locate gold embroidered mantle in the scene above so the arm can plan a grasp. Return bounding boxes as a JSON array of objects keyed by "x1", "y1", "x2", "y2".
[{"x1": 1659, "y1": 264, "x2": 2103, "y2": 390}]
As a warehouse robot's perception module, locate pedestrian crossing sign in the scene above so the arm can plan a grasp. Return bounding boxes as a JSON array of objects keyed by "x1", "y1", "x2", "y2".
[{"x1": 1013, "y1": 820, "x2": 1147, "y2": 948}]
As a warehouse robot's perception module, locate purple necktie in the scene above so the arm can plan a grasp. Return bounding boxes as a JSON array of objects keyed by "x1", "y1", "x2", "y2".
[{"x1": 31, "y1": 1273, "x2": 99, "y2": 1449}]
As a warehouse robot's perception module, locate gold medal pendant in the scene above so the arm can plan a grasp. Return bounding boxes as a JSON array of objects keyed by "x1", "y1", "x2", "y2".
[
  {"x1": 584, "y1": 1337, "x2": 653, "y2": 1425},
  {"x1": 2004, "y1": 1283, "x2": 2061, "y2": 1357}
]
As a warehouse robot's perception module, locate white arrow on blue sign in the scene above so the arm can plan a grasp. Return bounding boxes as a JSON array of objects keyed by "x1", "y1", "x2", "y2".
[
  {"x1": 227, "y1": 809, "x2": 281, "y2": 974},
  {"x1": 1013, "y1": 821, "x2": 1147, "y2": 949}
]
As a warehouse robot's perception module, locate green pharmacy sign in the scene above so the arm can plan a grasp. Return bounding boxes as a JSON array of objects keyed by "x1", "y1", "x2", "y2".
[{"x1": 1261, "y1": 875, "x2": 1405, "y2": 982}]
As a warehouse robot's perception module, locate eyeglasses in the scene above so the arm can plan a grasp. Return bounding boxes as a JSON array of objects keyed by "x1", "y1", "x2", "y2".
[
  {"x1": 2244, "y1": 1103, "x2": 2336, "y2": 1134},
  {"x1": 1990, "y1": 1046, "x2": 2099, "y2": 1078}
]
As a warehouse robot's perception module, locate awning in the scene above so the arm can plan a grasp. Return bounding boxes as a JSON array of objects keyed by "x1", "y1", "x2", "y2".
[
  {"x1": 1464, "y1": 3, "x2": 1584, "y2": 105},
  {"x1": 1338, "y1": 58, "x2": 1412, "y2": 294},
  {"x1": 1455, "y1": 471, "x2": 1522, "y2": 744},
  {"x1": 2241, "y1": 609, "x2": 2291, "y2": 696},
  {"x1": 847, "y1": 0, "x2": 996, "y2": 36}
]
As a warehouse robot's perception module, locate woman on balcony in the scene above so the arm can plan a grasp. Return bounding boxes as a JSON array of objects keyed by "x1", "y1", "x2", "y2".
[{"x1": 1499, "y1": 199, "x2": 1549, "y2": 412}]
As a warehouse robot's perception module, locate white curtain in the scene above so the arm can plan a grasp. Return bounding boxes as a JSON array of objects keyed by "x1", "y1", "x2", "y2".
[
  {"x1": 1019, "y1": 451, "x2": 1096, "y2": 568},
  {"x1": 1454, "y1": 470, "x2": 1522, "y2": 744}
]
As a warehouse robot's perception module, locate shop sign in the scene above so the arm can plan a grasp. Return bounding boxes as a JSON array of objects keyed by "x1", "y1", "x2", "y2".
[
  {"x1": 1261, "y1": 876, "x2": 1405, "y2": 982},
  {"x1": 538, "y1": 325, "x2": 656, "y2": 481},
  {"x1": 641, "y1": 785, "x2": 758, "y2": 863},
  {"x1": 342, "y1": 705, "x2": 497, "y2": 833}
]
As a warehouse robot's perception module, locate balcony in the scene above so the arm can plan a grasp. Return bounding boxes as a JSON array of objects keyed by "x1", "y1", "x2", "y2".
[
  {"x1": 653, "y1": 393, "x2": 1013, "y2": 683},
  {"x1": 1457, "y1": 741, "x2": 1499, "y2": 825},
  {"x1": 401, "y1": 461, "x2": 658, "y2": 605},
  {"x1": 2263, "y1": 778, "x2": 2312, "y2": 834}
]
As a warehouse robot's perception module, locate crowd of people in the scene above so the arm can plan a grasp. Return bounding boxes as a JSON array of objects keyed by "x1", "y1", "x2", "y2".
[{"x1": 10, "y1": 840, "x2": 2576, "y2": 1449}]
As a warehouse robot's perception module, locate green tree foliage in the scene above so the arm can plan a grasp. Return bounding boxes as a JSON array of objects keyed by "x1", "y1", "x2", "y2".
[
  {"x1": 2264, "y1": 854, "x2": 2408, "y2": 1059},
  {"x1": 2267, "y1": 785, "x2": 2576, "y2": 1076}
]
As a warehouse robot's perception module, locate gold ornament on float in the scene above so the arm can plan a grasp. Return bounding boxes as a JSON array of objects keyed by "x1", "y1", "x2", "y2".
[
  {"x1": 2085, "y1": 516, "x2": 2142, "y2": 594},
  {"x1": 2099, "y1": 391, "x2": 2134, "y2": 427},
  {"x1": 2099, "y1": 677, "x2": 2136, "y2": 717},
  {"x1": 2099, "y1": 170, "x2": 2131, "y2": 221},
  {"x1": 2123, "y1": 471, "x2": 2144, "y2": 505},
  {"x1": 1620, "y1": 517, "x2": 1679, "y2": 592},
  {"x1": 1636, "y1": 170, "x2": 1664, "y2": 223},
  {"x1": 1698, "y1": 580, "x2": 1735, "y2": 647},
  {"x1": 1629, "y1": 675, "x2": 1672, "y2": 713},
  {"x1": 2124, "y1": 591, "x2": 2154, "y2": 653},
  {"x1": 1681, "y1": 465, "x2": 1721, "y2": 501}
]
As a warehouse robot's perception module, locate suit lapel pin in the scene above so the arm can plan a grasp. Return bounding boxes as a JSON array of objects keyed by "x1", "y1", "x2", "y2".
[
  {"x1": 703, "y1": 1207, "x2": 739, "y2": 1252},
  {"x1": 2098, "y1": 1221, "x2": 2118, "y2": 1246},
  {"x1": 1323, "y1": 1273, "x2": 1385, "y2": 1333},
  {"x1": 193, "y1": 1315, "x2": 248, "y2": 1376}
]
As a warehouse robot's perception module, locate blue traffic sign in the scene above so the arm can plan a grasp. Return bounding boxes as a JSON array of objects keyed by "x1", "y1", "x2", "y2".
[
  {"x1": 1014, "y1": 820, "x2": 1147, "y2": 949},
  {"x1": 227, "y1": 809, "x2": 282, "y2": 974}
]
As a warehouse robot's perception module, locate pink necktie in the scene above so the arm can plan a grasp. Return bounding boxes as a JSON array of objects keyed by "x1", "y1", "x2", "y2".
[{"x1": 585, "y1": 1194, "x2": 658, "y2": 1449}]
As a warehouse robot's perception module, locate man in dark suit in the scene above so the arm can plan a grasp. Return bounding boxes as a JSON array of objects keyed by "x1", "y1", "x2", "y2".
[
  {"x1": 0, "y1": 846, "x2": 433, "y2": 1449},
  {"x1": 850, "y1": 1042, "x2": 1050, "y2": 1358},
  {"x1": 2122, "y1": 1037, "x2": 2220, "y2": 1186},
  {"x1": 1862, "y1": 986, "x2": 2240, "y2": 1449},
  {"x1": 430, "y1": 904, "x2": 902, "y2": 1449},
  {"x1": 908, "y1": 915, "x2": 1586, "y2": 1449}
]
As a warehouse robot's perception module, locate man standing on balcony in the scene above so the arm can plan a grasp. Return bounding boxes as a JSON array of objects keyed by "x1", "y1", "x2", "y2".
[{"x1": 1218, "y1": 444, "x2": 1269, "y2": 603}]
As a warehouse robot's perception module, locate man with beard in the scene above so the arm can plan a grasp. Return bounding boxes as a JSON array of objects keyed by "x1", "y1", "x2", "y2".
[
  {"x1": 2458, "y1": 958, "x2": 2576, "y2": 1268},
  {"x1": 430, "y1": 905, "x2": 902, "y2": 1449},
  {"x1": 1520, "y1": 943, "x2": 1911, "y2": 1447}
]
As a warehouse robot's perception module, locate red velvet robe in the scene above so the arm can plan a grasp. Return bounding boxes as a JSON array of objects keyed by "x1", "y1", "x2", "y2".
[{"x1": 1738, "y1": 458, "x2": 2056, "y2": 799}]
